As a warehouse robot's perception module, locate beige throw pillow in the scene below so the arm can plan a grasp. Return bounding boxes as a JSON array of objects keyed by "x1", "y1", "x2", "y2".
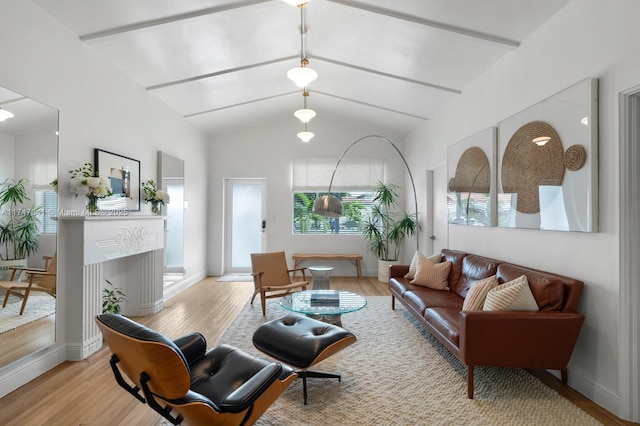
[
  {"x1": 483, "y1": 275, "x2": 539, "y2": 311},
  {"x1": 405, "y1": 251, "x2": 442, "y2": 280},
  {"x1": 410, "y1": 256, "x2": 451, "y2": 290},
  {"x1": 462, "y1": 275, "x2": 498, "y2": 311}
]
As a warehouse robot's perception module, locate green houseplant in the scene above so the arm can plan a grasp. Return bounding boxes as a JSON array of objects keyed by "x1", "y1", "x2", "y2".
[
  {"x1": 102, "y1": 280, "x2": 127, "y2": 314},
  {"x1": 0, "y1": 179, "x2": 42, "y2": 278},
  {"x1": 361, "y1": 181, "x2": 419, "y2": 282}
]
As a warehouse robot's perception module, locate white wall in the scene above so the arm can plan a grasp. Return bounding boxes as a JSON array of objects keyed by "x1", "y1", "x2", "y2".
[
  {"x1": 404, "y1": 0, "x2": 640, "y2": 418},
  {"x1": 207, "y1": 112, "x2": 407, "y2": 277},
  {"x1": 0, "y1": 0, "x2": 209, "y2": 397}
]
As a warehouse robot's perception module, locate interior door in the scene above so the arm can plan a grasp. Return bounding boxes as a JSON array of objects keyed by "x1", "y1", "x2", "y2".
[
  {"x1": 224, "y1": 179, "x2": 267, "y2": 273},
  {"x1": 427, "y1": 164, "x2": 448, "y2": 254}
]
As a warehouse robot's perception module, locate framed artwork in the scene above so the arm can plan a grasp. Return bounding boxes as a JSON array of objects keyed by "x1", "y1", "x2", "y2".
[
  {"x1": 94, "y1": 149, "x2": 140, "y2": 211},
  {"x1": 497, "y1": 78, "x2": 598, "y2": 232},
  {"x1": 447, "y1": 127, "x2": 497, "y2": 227}
]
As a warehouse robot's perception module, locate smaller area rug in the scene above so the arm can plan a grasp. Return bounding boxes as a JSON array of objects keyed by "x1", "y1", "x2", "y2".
[
  {"x1": 215, "y1": 274, "x2": 253, "y2": 282},
  {"x1": 0, "y1": 292, "x2": 56, "y2": 333},
  {"x1": 220, "y1": 297, "x2": 601, "y2": 426}
]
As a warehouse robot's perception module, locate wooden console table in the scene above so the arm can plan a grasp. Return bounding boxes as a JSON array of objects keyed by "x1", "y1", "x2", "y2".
[{"x1": 292, "y1": 253, "x2": 362, "y2": 278}]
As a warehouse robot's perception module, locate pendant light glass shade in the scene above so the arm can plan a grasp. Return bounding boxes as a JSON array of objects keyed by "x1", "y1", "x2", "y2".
[
  {"x1": 297, "y1": 130, "x2": 315, "y2": 142},
  {"x1": 294, "y1": 108, "x2": 316, "y2": 123},
  {"x1": 282, "y1": 0, "x2": 311, "y2": 5},
  {"x1": 0, "y1": 108, "x2": 14, "y2": 122},
  {"x1": 287, "y1": 66, "x2": 317, "y2": 88}
]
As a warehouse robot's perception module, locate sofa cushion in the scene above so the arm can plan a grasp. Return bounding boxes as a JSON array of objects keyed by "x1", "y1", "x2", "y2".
[
  {"x1": 497, "y1": 264, "x2": 564, "y2": 311},
  {"x1": 410, "y1": 257, "x2": 451, "y2": 290},
  {"x1": 452, "y1": 255, "x2": 500, "y2": 299},
  {"x1": 462, "y1": 275, "x2": 498, "y2": 311},
  {"x1": 405, "y1": 251, "x2": 442, "y2": 279},
  {"x1": 441, "y1": 249, "x2": 467, "y2": 292},
  {"x1": 403, "y1": 289, "x2": 464, "y2": 313},
  {"x1": 424, "y1": 307, "x2": 460, "y2": 347},
  {"x1": 483, "y1": 275, "x2": 539, "y2": 311}
]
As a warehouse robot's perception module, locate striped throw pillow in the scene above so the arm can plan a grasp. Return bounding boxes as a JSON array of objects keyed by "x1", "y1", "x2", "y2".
[
  {"x1": 483, "y1": 275, "x2": 539, "y2": 311},
  {"x1": 462, "y1": 275, "x2": 498, "y2": 311}
]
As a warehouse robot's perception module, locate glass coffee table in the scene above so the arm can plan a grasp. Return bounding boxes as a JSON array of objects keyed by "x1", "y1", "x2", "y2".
[{"x1": 280, "y1": 290, "x2": 367, "y2": 327}]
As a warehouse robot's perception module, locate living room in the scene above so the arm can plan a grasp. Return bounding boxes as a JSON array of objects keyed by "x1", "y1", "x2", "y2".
[{"x1": 0, "y1": 0, "x2": 639, "y2": 424}]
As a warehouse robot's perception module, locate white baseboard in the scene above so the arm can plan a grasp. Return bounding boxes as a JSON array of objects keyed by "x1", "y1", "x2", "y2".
[
  {"x1": 0, "y1": 345, "x2": 66, "y2": 398},
  {"x1": 163, "y1": 271, "x2": 207, "y2": 301},
  {"x1": 569, "y1": 366, "x2": 621, "y2": 418}
]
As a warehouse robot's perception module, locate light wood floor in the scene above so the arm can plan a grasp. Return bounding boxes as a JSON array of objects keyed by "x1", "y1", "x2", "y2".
[{"x1": 0, "y1": 277, "x2": 633, "y2": 425}]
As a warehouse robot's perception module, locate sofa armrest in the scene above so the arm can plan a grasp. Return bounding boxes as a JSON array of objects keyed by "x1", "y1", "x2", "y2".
[
  {"x1": 459, "y1": 311, "x2": 584, "y2": 369},
  {"x1": 389, "y1": 264, "x2": 410, "y2": 278}
]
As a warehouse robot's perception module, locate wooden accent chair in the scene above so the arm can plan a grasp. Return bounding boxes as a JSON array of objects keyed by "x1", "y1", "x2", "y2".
[
  {"x1": 96, "y1": 314, "x2": 297, "y2": 426},
  {"x1": 250, "y1": 251, "x2": 309, "y2": 315},
  {"x1": 0, "y1": 252, "x2": 57, "y2": 315}
]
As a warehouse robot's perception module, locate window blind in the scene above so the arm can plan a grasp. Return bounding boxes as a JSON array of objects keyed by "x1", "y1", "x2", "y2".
[{"x1": 292, "y1": 157, "x2": 384, "y2": 191}]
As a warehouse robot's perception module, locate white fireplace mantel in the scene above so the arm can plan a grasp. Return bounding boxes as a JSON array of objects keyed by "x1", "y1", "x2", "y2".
[{"x1": 59, "y1": 215, "x2": 165, "y2": 359}]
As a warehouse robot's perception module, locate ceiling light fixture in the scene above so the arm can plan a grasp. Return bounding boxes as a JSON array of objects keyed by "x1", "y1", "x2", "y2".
[
  {"x1": 297, "y1": 125, "x2": 315, "y2": 142},
  {"x1": 294, "y1": 91, "x2": 316, "y2": 123},
  {"x1": 0, "y1": 107, "x2": 15, "y2": 122},
  {"x1": 281, "y1": 0, "x2": 311, "y2": 6},
  {"x1": 287, "y1": 2, "x2": 317, "y2": 88}
]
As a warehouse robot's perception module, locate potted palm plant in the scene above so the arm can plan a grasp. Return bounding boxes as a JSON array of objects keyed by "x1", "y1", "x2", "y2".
[
  {"x1": 0, "y1": 178, "x2": 42, "y2": 279},
  {"x1": 361, "y1": 181, "x2": 419, "y2": 282}
]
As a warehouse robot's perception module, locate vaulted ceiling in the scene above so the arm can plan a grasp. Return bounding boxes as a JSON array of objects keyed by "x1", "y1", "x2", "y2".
[{"x1": 32, "y1": 0, "x2": 571, "y2": 136}]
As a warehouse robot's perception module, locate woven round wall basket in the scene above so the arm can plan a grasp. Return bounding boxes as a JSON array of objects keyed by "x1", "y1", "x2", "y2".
[
  {"x1": 449, "y1": 146, "x2": 490, "y2": 193},
  {"x1": 501, "y1": 121, "x2": 565, "y2": 214},
  {"x1": 564, "y1": 144, "x2": 587, "y2": 171}
]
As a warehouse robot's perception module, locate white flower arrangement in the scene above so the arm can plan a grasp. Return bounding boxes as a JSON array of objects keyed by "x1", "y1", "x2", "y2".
[
  {"x1": 69, "y1": 163, "x2": 112, "y2": 212},
  {"x1": 142, "y1": 180, "x2": 170, "y2": 213}
]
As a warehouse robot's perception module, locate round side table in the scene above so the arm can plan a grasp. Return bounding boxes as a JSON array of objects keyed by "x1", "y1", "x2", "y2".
[{"x1": 308, "y1": 266, "x2": 334, "y2": 290}]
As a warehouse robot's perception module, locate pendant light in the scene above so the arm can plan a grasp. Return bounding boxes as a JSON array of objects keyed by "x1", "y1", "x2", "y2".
[
  {"x1": 287, "y1": 2, "x2": 317, "y2": 88},
  {"x1": 294, "y1": 91, "x2": 316, "y2": 123}
]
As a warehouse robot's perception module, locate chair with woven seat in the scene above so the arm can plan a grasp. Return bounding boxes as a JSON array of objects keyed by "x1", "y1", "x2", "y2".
[
  {"x1": 96, "y1": 313, "x2": 297, "y2": 426},
  {"x1": 250, "y1": 251, "x2": 309, "y2": 315},
  {"x1": 0, "y1": 252, "x2": 56, "y2": 315}
]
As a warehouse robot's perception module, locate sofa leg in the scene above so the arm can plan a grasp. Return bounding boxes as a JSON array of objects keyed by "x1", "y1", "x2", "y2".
[
  {"x1": 467, "y1": 366, "x2": 474, "y2": 399},
  {"x1": 561, "y1": 368, "x2": 568, "y2": 385},
  {"x1": 391, "y1": 295, "x2": 395, "y2": 310}
]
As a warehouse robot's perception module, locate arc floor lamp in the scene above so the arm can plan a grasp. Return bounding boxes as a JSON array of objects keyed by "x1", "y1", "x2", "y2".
[{"x1": 312, "y1": 134, "x2": 420, "y2": 251}]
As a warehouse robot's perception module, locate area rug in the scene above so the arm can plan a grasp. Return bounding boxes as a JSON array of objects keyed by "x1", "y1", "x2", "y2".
[
  {"x1": 219, "y1": 297, "x2": 601, "y2": 426},
  {"x1": 0, "y1": 291, "x2": 56, "y2": 333},
  {"x1": 215, "y1": 274, "x2": 253, "y2": 282}
]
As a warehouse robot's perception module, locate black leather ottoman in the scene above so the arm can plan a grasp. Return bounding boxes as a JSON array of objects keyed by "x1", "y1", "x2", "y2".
[{"x1": 253, "y1": 314, "x2": 357, "y2": 404}]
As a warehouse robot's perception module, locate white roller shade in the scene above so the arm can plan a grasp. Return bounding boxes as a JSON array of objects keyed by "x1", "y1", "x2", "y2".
[{"x1": 292, "y1": 157, "x2": 384, "y2": 191}]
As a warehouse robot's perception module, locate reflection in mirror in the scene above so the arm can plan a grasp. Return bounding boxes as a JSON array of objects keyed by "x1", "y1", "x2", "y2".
[
  {"x1": 158, "y1": 152, "x2": 184, "y2": 284},
  {"x1": 0, "y1": 86, "x2": 58, "y2": 368}
]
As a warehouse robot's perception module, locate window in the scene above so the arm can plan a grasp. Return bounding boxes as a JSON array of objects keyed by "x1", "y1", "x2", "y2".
[
  {"x1": 293, "y1": 191, "x2": 374, "y2": 234},
  {"x1": 292, "y1": 157, "x2": 384, "y2": 235},
  {"x1": 34, "y1": 190, "x2": 57, "y2": 234}
]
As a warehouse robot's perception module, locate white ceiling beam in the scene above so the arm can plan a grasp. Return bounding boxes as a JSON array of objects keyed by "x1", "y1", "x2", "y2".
[
  {"x1": 183, "y1": 90, "x2": 299, "y2": 118},
  {"x1": 312, "y1": 56, "x2": 461, "y2": 94},
  {"x1": 312, "y1": 90, "x2": 429, "y2": 121},
  {"x1": 79, "y1": 0, "x2": 273, "y2": 41},
  {"x1": 146, "y1": 55, "x2": 299, "y2": 91},
  {"x1": 325, "y1": 0, "x2": 520, "y2": 49}
]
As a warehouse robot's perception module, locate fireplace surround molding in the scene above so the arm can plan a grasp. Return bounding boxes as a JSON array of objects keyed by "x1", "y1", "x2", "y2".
[{"x1": 58, "y1": 215, "x2": 166, "y2": 359}]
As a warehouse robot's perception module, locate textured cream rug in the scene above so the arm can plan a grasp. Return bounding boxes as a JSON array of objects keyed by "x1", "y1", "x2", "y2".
[
  {"x1": 0, "y1": 291, "x2": 56, "y2": 333},
  {"x1": 219, "y1": 296, "x2": 601, "y2": 426}
]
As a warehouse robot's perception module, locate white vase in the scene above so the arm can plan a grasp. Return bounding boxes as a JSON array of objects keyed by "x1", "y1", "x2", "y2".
[{"x1": 377, "y1": 259, "x2": 396, "y2": 283}]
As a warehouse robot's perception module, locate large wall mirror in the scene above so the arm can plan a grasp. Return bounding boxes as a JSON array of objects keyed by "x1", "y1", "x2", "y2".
[
  {"x1": 158, "y1": 152, "x2": 184, "y2": 277},
  {"x1": 0, "y1": 86, "x2": 58, "y2": 368}
]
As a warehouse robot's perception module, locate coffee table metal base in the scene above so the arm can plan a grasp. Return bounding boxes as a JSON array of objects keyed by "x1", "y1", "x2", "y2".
[{"x1": 306, "y1": 313, "x2": 343, "y2": 327}]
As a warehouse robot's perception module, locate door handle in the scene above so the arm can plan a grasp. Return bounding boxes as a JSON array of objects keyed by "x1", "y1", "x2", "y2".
[{"x1": 262, "y1": 220, "x2": 266, "y2": 232}]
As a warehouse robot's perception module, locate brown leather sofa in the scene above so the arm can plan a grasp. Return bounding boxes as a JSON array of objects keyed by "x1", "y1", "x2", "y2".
[{"x1": 389, "y1": 249, "x2": 585, "y2": 398}]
